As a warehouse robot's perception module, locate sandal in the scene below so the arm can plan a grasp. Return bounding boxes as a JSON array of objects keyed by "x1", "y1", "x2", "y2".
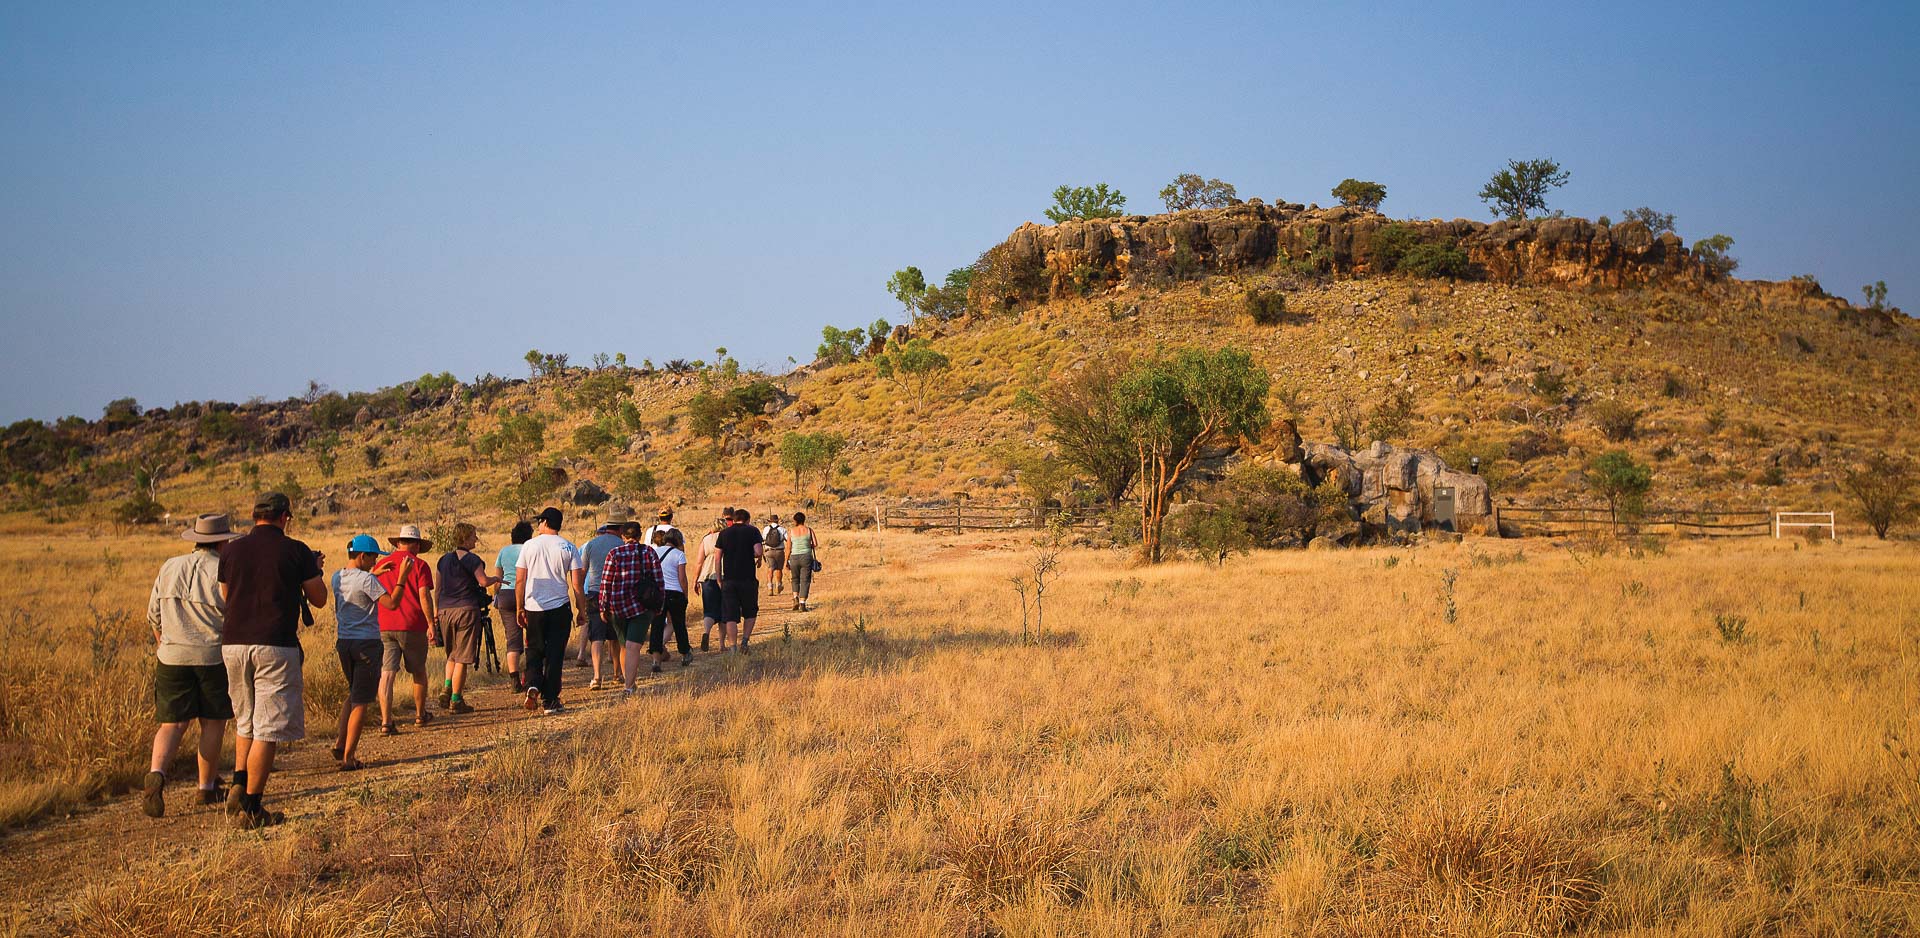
[
  {"x1": 330, "y1": 745, "x2": 344, "y2": 762},
  {"x1": 414, "y1": 711, "x2": 433, "y2": 727},
  {"x1": 382, "y1": 723, "x2": 400, "y2": 736},
  {"x1": 339, "y1": 757, "x2": 364, "y2": 772}
]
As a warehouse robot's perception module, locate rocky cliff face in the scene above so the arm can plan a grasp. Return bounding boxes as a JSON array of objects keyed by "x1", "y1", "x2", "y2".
[{"x1": 972, "y1": 202, "x2": 1738, "y2": 309}]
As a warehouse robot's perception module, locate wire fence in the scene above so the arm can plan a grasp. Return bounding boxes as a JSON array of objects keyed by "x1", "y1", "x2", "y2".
[
  {"x1": 877, "y1": 502, "x2": 1109, "y2": 532},
  {"x1": 1498, "y1": 505, "x2": 1774, "y2": 537}
]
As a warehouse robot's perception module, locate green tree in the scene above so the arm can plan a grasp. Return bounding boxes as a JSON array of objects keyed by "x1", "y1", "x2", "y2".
[
  {"x1": 1159, "y1": 173, "x2": 1237, "y2": 211},
  {"x1": 1620, "y1": 206, "x2": 1675, "y2": 234},
  {"x1": 1025, "y1": 356, "x2": 1137, "y2": 503},
  {"x1": 1331, "y1": 178, "x2": 1387, "y2": 212},
  {"x1": 1863, "y1": 280, "x2": 1889, "y2": 311},
  {"x1": 874, "y1": 338, "x2": 951, "y2": 403},
  {"x1": 1045, "y1": 183, "x2": 1127, "y2": 223},
  {"x1": 1583, "y1": 451, "x2": 1653, "y2": 532},
  {"x1": 1478, "y1": 158, "x2": 1569, "y2": 221},
  {"x1": 1693, "y1": 234, "x2": 1738, "y2": 276},
  {"x1": 617, "y1": 466, "x2": 657, "y2": 501},
  {"x1": 686, "y1": 392, "x2": 730, "y2": 442},
  {"x1": 101, "y1": 397, "x2": 142, "y2": 431},
  {"x1": 778, "y1": 432, "x2": 847, "y2": 493},
  {"x1": 1116, "y1": 348, "x2": 1270, "y2": 563},
  {"x1": 473, "y1": 412, "x2": 548, "y2": 472},
  {"x1": 817, "y1": 325, "x2": 867, "y2": 365},
  {"x1": 886, "y1": 266, "x2": 928, "y2": 322},
  {"x1": 1841, "y1": 452, "x2": 1918, "y2": 539}
]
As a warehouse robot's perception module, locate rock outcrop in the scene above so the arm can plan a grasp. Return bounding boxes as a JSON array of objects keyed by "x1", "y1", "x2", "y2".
[
  {"x1": 971, "y1": 202, "x2": 1746, "y2": 310},
  {"x1": 1298, "y1": 441, "x2": 1493, "y2": 536}
]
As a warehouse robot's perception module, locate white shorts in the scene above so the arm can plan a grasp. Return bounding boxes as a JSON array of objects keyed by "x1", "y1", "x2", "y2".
[{"x1": 222, "y1": 644, "x2": 306, "y2": 743}]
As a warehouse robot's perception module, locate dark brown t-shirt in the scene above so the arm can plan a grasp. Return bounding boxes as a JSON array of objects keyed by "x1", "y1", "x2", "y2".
[{"x1": 219, "y1": 524, "x2": 321, "y2": 648}]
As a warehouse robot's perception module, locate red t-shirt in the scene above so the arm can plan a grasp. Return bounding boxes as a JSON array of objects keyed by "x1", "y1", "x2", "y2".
[{"x1": 372, "y1": 552, "x2": 435, "y2": 632}]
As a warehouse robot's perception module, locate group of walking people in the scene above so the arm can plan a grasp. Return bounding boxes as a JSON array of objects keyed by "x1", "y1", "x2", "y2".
[{"x1": 143, "y1": 494, "x2": 821, "y2": 829}]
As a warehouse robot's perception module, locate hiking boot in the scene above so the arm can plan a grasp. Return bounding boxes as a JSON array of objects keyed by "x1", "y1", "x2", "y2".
[
  {"x1": 225, "y1": 776, "x2": 247, "y2": 816},
  {"x1": 235, "y1": 807, "x2": 285, "y2": 830},
  {"x1": 450, "y1": 699, "x2": 475, "y2": 714},
  {"x1": 437, "y1": 686, "x2": 453, "y2": 710},
  {"x1": 141, "y1": 771, "x2": 166, "y2": 818},
  {"x1": 700, "y1": 634, "x2": 710, "y2": 652}
]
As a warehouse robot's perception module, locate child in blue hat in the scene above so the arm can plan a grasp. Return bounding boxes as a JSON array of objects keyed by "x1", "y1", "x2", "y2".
[{"x1": 329, "y1": 534, "x2": 406, "y2": 769}]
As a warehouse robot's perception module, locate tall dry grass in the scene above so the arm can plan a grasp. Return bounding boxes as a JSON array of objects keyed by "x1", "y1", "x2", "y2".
[{"x1": 11, "y1": 528, "x2": 1920, "y2": 935}]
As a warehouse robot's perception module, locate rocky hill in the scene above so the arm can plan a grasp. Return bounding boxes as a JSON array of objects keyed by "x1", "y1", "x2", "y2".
[{"x1": 7, "y1": 206, "x2": 1916, "y2": 537}]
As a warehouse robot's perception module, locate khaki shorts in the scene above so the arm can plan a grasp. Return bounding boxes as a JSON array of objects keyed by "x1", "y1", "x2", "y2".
[
  {"x1": 440, "y1": 607, "x2": 484, "y2": 666},
  {"x1": 382, "y1": 630, "x2": 428, "y2": 674},
  {"x1": 222, "y1": 644, "x2": 305, "y2": 743}
]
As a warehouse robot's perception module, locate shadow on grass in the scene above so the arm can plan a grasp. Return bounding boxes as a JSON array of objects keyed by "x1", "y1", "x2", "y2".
[{"x1": 702, "y1": 625, "x2": 1080, "y2": 686}]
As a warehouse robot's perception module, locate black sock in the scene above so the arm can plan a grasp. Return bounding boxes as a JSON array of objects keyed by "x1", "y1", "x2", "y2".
[{"x1": 232, "y1": 770, "x2": 247, "y2": 791}]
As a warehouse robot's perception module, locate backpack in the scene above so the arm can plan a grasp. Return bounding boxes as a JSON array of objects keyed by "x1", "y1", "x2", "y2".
[
  {"x1": 764, "y1": 524, "x2": 785, "y2": 549},
  {"x1": 639, "y1": 578, "x2": 665, "y2": 613}
]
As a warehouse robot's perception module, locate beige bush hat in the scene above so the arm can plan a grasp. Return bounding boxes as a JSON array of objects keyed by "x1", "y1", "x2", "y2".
[
  {"x1": 389, "y1": 524, "x2": 430, "y2": 548},
  {"x1": 181, "y1": 513, "x2": 243, "y2": 543},
  {"x1": 600, "y1": 504, "x2": 630, "y2": 530}
]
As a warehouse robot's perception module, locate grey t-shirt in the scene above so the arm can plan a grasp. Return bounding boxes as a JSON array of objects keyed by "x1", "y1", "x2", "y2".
[{"x1": 331, "y1": 568, "x2": 386, "y2": 641}]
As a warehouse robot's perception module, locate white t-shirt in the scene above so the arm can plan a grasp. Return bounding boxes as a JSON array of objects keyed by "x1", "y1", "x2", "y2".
[
  {"x1": 516, "y1": 533, "x2": 584, "y2": 612},
  {"x1": 657, "y1": 545, "x2": 687, "y2": 594},
  {"x1": 643, "y1": 522, "x2": 677, "y2": 546}
]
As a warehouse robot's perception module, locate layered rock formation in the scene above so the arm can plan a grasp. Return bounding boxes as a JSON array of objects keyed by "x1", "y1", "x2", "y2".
[
  {"x1": 972, "y1": 202, "x2": 1729, "y2": 310},
  {"x1": 1299, "y1": 440, "x2": 1493, "y2": 536}
]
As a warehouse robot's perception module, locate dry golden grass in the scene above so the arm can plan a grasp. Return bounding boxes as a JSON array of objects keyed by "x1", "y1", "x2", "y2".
[{"x1": 6, "y1": 528, "x2": 1920, "y2": 935}]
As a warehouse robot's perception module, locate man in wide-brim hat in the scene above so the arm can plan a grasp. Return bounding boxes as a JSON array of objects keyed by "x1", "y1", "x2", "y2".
[{"x1": 142, "y1": 513, "x2": 246, "y2": 818}]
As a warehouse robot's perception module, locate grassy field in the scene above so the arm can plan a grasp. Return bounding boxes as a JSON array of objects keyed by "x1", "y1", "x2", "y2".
[{"x1": 2, "y1": 521, "x2": 1916, "y2": 935}]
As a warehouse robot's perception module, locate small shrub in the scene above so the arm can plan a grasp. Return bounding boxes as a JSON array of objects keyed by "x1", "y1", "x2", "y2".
[
  {"x1": 1713, "y1": 613, "x2": 1750, "y2": 644},
  {"x1": 1589, "y1": 398, "x2": 1642, "y2": 442},
  {"x1": 1531, "y1": 371, "x2": 1568, "y2": 403},
  {"x1": 1398, "y1": 242, "x2": 1472, "y2": 278},
  {"x1": 1244, "y1": 288, "x2": 1287, "y2": 325}
]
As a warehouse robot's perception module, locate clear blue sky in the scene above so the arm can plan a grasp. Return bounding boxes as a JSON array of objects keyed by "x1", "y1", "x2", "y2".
[{"x1": 2, "y1": 2, "x2": 1914, "y2": 423}]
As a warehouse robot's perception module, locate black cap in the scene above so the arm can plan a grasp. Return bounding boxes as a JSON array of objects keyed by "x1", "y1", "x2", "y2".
[
  {"x1": 254, "y1": 492, "x2": 292, "y2": 516},
  {"x1": 536, "y1": 506, "x2": 563, "y2": 530}
]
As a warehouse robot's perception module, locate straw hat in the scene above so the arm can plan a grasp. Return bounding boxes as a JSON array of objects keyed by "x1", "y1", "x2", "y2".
[
  {"x1": 389, "y1": 524, "x2": 430, "y2": 548},
  {"x1": 181, "y1": 513, "x2": 243, "y2": 543}
]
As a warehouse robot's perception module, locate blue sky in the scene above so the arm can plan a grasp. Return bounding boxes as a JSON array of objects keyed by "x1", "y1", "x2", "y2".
[{"x1": 2, "y1": 2, "x2": 1914, "y2": 422}]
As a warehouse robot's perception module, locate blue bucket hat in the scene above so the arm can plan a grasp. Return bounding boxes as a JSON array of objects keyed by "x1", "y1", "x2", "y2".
[{"x1": 347, "y1": 534, "x2": 389, "y2": 556}]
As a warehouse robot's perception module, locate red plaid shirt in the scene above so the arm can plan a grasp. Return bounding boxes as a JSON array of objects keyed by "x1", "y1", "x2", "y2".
[{"x1": 599, "y1": 541, "x2": 662, "y2": 620}]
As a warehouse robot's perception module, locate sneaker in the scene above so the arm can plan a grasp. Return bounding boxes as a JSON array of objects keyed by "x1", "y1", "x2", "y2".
[
  {"x1": 523, "y1": 687, "x2": 541, "y2": 712},
  {"x1": 141, "y1": 771, "x2": 166, "y2": 818},
  {"x1": 700, "y1": 634, "x2": 710, "y2": 652},
  {"x1": 543, "y1": 703, "x2": 566, "y2": 715},
  {"x1": 437, "y1": 686, "x2": 453, "y2": 710},
  {"x1": 450, "y1": 699, "x2": 475, "y2": 714},
  {"x1": 651, "y1": 663, "x2": 662, "y2": 674},
  {"x1": 681, "y1": 657, "x2": 692, "y2": 668},
  {"x1": 620, "y1": 687, "x2": 634, "y2": 700}
]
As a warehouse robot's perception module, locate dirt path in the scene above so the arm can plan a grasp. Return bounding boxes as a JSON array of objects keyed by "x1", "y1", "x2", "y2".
[{"x1": 0, "y1": 601, "x2": 808, "y2": 920}]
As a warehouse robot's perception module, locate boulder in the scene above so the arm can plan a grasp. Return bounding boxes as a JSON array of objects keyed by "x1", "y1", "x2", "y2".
[{"x1": 563, "y1": 479, "x2": 609, "y2": 506}]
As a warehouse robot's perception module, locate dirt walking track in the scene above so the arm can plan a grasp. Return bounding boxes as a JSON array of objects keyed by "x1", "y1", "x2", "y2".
[{"x1": 0, "y1": 606, "x2": 803, "y2": 922}]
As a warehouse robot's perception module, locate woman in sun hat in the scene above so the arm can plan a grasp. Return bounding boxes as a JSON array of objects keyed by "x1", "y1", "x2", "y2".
[{"x1": 141, "y1": 513, "x2": 245, "y2": 818}]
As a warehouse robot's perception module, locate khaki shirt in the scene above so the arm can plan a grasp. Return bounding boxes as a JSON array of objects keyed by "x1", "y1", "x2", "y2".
[{"x1": 148, "y1": 549, "x2": 225, "y2": 666}]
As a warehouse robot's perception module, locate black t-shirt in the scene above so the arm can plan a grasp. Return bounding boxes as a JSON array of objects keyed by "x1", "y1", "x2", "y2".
[
  {"x1": 219, "y1": 524, "x2": 321, "y2": 648},
  {"x1": 714, "y1": 523, "x2": 763, "y2": 582},
  {"x1": 436, "y1": 550, "x2": 488, "y2": 609}
]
